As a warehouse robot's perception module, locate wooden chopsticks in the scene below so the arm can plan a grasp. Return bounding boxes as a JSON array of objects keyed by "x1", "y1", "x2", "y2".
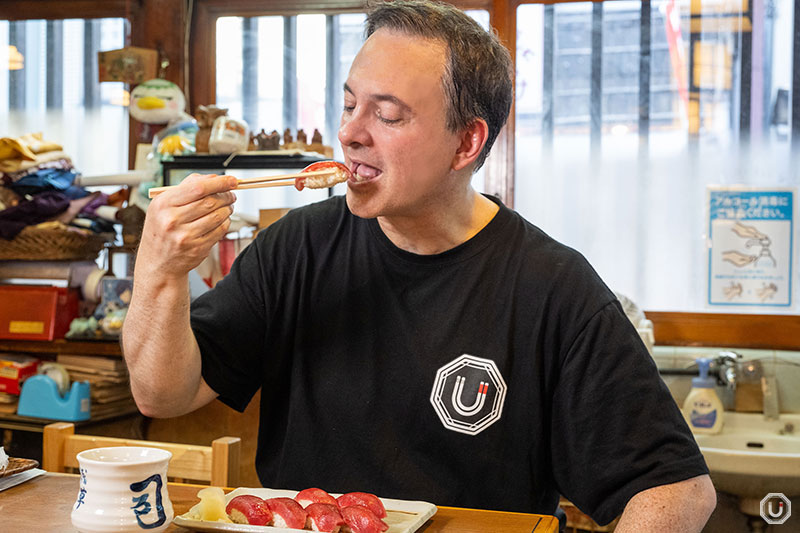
[{"x1": 147, "y1": 169, "x2": 334, "y2": 198}]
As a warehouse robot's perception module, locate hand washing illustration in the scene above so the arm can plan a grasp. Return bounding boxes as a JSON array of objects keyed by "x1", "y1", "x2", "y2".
[
  {"x1": 722, "y1": 221, "x2": 777, "y2": 268},
  {"x1": 722, "y1": 282, "x2": 743, "y2": 301},
  {"x1": 756, "y1": 283, "x2": 778, "y2": 302}
]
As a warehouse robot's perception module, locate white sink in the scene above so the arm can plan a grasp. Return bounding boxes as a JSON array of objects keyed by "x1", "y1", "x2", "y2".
[{"x1": 692, "y1": 412, "x2": 800, "y2": 498}]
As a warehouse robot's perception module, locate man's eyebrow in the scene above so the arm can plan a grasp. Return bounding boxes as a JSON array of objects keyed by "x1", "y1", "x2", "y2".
[{"x1": 343, "y1": 83, "x2": 411, "y2": 112}]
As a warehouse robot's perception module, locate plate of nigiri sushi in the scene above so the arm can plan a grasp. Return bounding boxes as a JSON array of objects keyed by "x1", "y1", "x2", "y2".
[{"x1": 173, "y1": 485, "x2": 437, "y2": 533}]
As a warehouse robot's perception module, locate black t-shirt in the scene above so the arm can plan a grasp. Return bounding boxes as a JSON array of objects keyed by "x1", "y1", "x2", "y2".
[{"x1": 191, "y1": 195, "x2": 708, "y2": 525}]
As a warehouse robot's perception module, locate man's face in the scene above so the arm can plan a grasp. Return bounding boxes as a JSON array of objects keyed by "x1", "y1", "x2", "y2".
[{"x1": 339, "y1": 29, "x2": 462, "y2": 219}]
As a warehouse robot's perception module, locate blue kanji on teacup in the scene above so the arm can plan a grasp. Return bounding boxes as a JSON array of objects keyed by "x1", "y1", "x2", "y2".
[
  {"x1": 74, "y1": 468, "x2": 88, "y2": 510},
  {"x1": 129, "y1": 474, "x2": 167, "y2": 529}
]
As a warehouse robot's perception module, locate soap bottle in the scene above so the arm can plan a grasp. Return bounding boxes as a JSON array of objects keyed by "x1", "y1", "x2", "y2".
[{"x1": 682, "y1": 357, "x2": 724, "y2": 434}]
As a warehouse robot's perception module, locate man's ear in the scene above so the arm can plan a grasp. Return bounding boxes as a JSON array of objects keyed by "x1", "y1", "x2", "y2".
[{"x1": 451, "y1": 118, "x2": 489, "y2": 171}]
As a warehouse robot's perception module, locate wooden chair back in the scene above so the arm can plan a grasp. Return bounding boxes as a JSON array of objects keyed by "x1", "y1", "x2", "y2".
[{"x1": 42, "y1": 422, "x2": 241, "y2": 487}]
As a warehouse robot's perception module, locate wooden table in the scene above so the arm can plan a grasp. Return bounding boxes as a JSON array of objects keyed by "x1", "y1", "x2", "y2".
[{"x1": 1, "y1": 472, "x2": 558, "y2": 532}]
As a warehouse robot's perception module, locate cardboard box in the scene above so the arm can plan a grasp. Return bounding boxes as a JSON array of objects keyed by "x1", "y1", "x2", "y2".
[
  {"x1": 0, "y1": 285, "x2": 79, "y2": 341},
  {"x1": 0, "y1": 353, "x2": 40, "y2": 395},
  {"x1": 259, "y1": 208, "x2": 291, "y2": 231}
]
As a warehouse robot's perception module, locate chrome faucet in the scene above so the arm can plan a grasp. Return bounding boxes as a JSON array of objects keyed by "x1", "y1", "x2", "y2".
[{"x1": 715, "y1": 351, "x2": 741, "y2": 390}]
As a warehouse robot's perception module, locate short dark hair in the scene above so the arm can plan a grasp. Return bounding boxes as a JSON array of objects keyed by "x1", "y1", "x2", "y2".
[{"x1": 365, "y1": 0, "x2": 513, "y2": 171}]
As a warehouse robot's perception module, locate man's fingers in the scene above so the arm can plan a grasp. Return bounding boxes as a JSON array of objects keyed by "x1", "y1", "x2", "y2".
[
  {"x1": 165, "y1": 174, "x2": 239, "y2": 207},
  {"x1": 184, "y1": 205, "x2": 234, "y2": 238},
  {"x1": 180, "y1": 215, "x2": 231, "y2": 260},
  {"x1": 203, "y1": 215, "x2": 233, "y2": 244},
  {"x1": 171, "y1": 191, "x2": 237, "y2": 225}
]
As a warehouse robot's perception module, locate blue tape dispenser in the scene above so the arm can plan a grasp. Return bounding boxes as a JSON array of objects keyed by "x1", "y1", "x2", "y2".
[{"x1": 17, "y1": 375, "x2": 91, "y2": 421}]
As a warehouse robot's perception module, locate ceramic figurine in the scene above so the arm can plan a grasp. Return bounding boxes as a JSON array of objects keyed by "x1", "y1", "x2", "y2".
[
  {"x1": 307, "y1": 128, "x2": 333, "y2": 158},
  {"x1": 195, "y1": 105, "x2": 229, "y2": 153},
  {"x1": 266, "y1": 130, "x2": 281, "y2": 150},
  {"x1": 254, "y1": 129, "x2": 270, "y2": 150}
]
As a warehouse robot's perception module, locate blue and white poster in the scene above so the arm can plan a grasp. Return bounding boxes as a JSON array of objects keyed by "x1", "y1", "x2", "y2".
[{"x1": 707, "y1": 187, "x2": 795, "y2": 307}]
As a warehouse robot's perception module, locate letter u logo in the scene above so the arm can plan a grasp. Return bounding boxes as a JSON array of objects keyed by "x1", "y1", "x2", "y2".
[
  {"x1": 431, "y1": 354, "x2": 507, "y2": 436},
  {"x1": 451, "y1": 376, "x2": 488, "y2": 417},
  {"x1": 768, "y1": 500, "x2": 784, "y2": 518}
]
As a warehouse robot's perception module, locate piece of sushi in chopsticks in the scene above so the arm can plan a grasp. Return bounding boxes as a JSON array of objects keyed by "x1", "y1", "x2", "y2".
[
  {"x1": 147, "y1": 160, "x2": 352, "y2": 198},
  {"x1": 293, "y1": 161, "x2": 352, "y2": 191}
]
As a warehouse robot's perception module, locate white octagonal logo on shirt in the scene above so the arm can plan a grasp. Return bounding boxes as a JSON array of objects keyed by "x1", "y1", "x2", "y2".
[{"x1": 430, "y1": 354, "x2": 507, "y2": 436}]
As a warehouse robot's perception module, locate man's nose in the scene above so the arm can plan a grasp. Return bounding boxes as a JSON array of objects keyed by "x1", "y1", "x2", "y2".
[{"x1": 338, "y1": 111, "x2": 371, "y2": 147}]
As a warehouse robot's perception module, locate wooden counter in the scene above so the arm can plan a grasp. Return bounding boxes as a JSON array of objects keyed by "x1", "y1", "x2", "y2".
[{"x1": 1, "y1": 472, "x2": 558, "y2": 532}]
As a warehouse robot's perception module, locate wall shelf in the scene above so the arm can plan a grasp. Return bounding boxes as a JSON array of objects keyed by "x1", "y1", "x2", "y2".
[{"x1": 0, "y1": 339, "x2": 121, "y2": 358}]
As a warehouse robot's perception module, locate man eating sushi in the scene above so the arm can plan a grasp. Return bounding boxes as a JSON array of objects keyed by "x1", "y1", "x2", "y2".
[{"x1": 122, "y1": 0, "x2": 716, "y2": 530}]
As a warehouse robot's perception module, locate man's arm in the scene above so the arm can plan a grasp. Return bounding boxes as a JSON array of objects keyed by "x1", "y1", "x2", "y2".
[
  {"x1": 613, "y1": 474, "x2": 716, "y2": 532},
  {"x1": 122, "y1": 173, "x2": 238, "y2": 418}
]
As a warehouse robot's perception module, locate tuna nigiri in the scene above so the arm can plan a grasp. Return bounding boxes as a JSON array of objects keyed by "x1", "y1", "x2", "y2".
[
  {"x1": 305, "y1": 502, "x2": 346, "y2": 533},
  {"x1": 340, "y1": 505, "x2": 389, "y2": 533},
  {"x1": 226, "y1": 495, "x2": 272, "y2": 526},
  {"x1": 296, "y1": 487, "x2": 339, "y2": 507},
  {"x1": 295, "y1": 161, "x2": 352, "y2": 191},
  {"x1": 337, "y1": 492, "x2": 387, "y2": 519},
  {"x1": 265, "y1": 497, "x2": 308, "y2": 529}
]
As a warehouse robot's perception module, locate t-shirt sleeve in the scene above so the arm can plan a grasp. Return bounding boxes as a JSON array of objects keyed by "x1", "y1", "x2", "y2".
[
  {"x1": 190, "y1": 236, "x2": 270, "y2": 412},
  {"x1": 550, "y1": 301, "x2": 709, "y2": 525}
]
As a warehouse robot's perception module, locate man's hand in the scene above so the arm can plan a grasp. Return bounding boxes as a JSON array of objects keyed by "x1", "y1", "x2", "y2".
[
  {"x1": 137, "y1": 173, "x2": 238, "y2": 281},
  {"x1": 614, "y1": 474, "x2": 716, "y2": 532}
]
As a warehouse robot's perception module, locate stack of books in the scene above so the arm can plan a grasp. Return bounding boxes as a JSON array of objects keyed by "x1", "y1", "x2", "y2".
[{"x1": 56, "y1": 354, "x2": 136, "y2": 417}]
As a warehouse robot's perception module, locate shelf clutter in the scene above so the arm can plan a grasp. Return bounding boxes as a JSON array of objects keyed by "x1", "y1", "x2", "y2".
[
  {"x1": 0, "y1": 349, "x2": 134, "y2": 422},
  {"x1": 0, "y1": 132, "x2": 141, "y2": 262},
  {"x1": 55, "y1": 354, "x2": 135, "y2": 418}
]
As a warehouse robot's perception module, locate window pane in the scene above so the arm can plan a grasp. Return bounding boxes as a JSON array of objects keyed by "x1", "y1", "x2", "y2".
[
  {"x1": 515, "y1": 1, "x2": 796, "y2": 313},
  {"x1": 0, "y1": 18, "x2": 128, "y2": 175}
]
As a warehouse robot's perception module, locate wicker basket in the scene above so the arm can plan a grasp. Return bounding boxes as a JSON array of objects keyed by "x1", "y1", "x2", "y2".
[{"x1": 0, "y1": 224, "x2": 109, "y2": 261}]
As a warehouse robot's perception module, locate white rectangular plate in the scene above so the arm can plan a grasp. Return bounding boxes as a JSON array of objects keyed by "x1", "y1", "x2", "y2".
[{"x1": 172, "y1": 487, "x2": 437, "y2": 533}]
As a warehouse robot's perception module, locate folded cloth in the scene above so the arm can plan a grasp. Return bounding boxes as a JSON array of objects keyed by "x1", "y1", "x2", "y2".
[
  {"x1": 11, "y1": 168, "x2": 79, "y2": 191},
  {"x1": 2, "y1": 157, "x2": 73, "y2": 183},
  {"x1": 17, "y1": 132, "x2": 62, "y2": 155},
  {"x1": 79, "y1": 192, "x2": 109, "y2": 216},
  {"x1": 0, "y1": 150, "x2": 71, "y2": 175},
  {"x1": 9, "y1": 169, "x2": 88, "y2": 199},
  {"x1": 0, "y1": 132, "x2": 62, "y2": 161},
  {"x1": 53, "y1": 191, "x2": 102, "y2": 226},
  {"x1": 0, "y1": 191, "x2": 70, "y2": 239},
  {"x1": 0, "y1": 137, "x2": 35, "y2": 162}
]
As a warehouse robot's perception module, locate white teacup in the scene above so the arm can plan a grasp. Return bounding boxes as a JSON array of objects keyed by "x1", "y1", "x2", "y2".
[{"x1": 71, "y1": 446, "x2": 174, "y2": 533}]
